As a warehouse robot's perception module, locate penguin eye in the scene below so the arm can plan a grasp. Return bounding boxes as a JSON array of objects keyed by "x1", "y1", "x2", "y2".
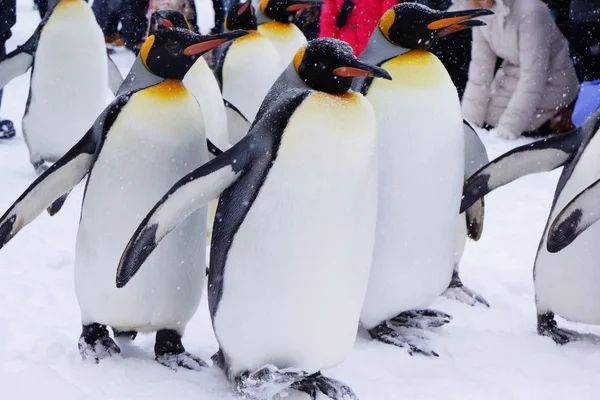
[{"x1": 164, "y1": 41, "x2": 181, "y2": 55}]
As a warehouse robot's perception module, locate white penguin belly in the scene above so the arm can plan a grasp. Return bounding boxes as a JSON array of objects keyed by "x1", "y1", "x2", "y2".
[
  {"x1": 23, "y1": 0, "x2": 108, "y2": 162},
  {"x1": 183, "y1": 57, "x2": 230, "y2": 151},
  {"x1": 222, "y1": 32, "x2": 281, "y2": 144},
  {"x1": 535, "y1": 133, "x2": 600, "y2": 324},
  {"x1": 214, "y1": 92, "x2": 378, "y2": 376},
  {"x1": 455, "y1": 213, "x2": 467, "y2": 265},
  {"x1": 360, "y1": 51, "x2": 464, "y2": 329},
  {"x1": 257, "y1": 22, "x2": 306, "y2": 70},
  {"x1": 74, "y1": 81, "x2": 208, "y2": 332}
]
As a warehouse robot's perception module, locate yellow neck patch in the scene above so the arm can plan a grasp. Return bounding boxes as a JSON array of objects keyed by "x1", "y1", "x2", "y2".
[
  {"x1": 293, "y1": 44, "x2": 307, "y2": 75},
  {"x1": 260, "y1": 0, "x2": 269, "y2": 15},
  {"x1": 381, "y1": 50, "x2": 447, "y2": 87},
  {"x1": 140, "y1": 35, "x2": 155, "y2": 70},
  {"x1": 55, "y1": 0, "x2": 81, "y2": 10},
  {"x1": 259, "y1": 21, "x2": 295, "y2": 35},
  {"x1": 379, "y1": 9, "x2": 395, "y2": 42},
  {"x1": 143, "y1": 79, "x2": 189, "y2": 101},
  {"x1": 232, "y1": 30, "x2": 261, "y2": 45}
]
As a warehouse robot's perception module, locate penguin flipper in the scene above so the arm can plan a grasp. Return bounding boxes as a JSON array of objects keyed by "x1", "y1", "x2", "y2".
[
  {"x1": 547, "y1": 178, "x2": 600, "y2": 253},
  {"x1": 0, "y1": 50, "x2": 34, "y2": 89},
  {"x1": 224, "y1": 99, "x2": 251, "y2": 144},
  {"x1": 0, "y1": 130, "x2": 96, "y2": 249},
  {"x1": 463, "y1": 121, "x2": 488, "y2": 240},
  {"x1": 460, "y1": 129, "x2": 583, "y2": 213},
  {"x1": 117, "y1": 139, "x2": 251, "y2": 288},
  {"x1": 107, "y1": 55, "x2": 124, "y2": 95}
]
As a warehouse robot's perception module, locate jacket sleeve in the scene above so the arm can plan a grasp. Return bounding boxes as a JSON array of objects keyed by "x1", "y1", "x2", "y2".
[
  {"x1": 497, "y1": 10, "x2": 552, "y2": 134},
  {"x1": 461, "y1": 28, "x2": 497, "y2": 127},
  {"x1": 319, "y1": 0, "x2": 340, "y2": 39}
]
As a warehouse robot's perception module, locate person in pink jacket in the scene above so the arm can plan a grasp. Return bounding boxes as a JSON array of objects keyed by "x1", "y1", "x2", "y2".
[{"x1": 319, "y1": 0, "x2": 398, "y2": 55}]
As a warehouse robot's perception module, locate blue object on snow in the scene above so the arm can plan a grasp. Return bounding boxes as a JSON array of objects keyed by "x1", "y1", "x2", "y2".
[{"x1": 572, "y1": 80, "x2": 600, "y2": 128}]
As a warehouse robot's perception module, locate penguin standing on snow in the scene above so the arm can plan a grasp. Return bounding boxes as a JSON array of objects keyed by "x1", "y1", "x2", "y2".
[
  {"x1": 0, "y1": 28, "x2": 247, "y2": 368},
  {"x1": 352, "y1": 3, "x2": 493, "y2": 356},
  {"x1": 254, "y1": 0, "x2": 323, "y2": 69},
  {"x1": 0, "y1": 0, "x2": 123, "y2": 174},
  {"x1": 149, "y1": 10, "x2": 231, "y2": 152},
  {"x1": 216, "y1": 0, "x2": 281, "y2": 144},
  {"x1": 116, "y1": 38, "x2": 390, "y2": 399},
  {"x1": 462, "y1": 107, "x2": 600, "y2": 345}
]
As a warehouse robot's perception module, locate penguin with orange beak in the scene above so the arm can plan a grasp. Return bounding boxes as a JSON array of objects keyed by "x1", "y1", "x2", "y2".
[
  {"x1": 353, "y1": 3, "x2": 493, "y2": 356},
  {"x1": 0, "y1": 28, "x2": 247, "y2": 369}
]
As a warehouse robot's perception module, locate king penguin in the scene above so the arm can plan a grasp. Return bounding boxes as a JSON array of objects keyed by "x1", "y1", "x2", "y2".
[
  {"x1": 215, "y1": 0, "x2": 281, "y2": 145},
  {"x1": 0, "y1": 28, "x2": 247, "y2": 368},
  {"x1": 461, "y1": 106, "x2": 600, "y2": 345},
  {"x1": 0, "y1": 0, "x2": 123, "y2": 174},
  {"x1": 352, "y1": 3, "x2": 493, "y2": 356},
  {"x1": 148, "y1": 10, "x2": 231, "y2": 152},
  {"x1": 115, "y1": 38, "x2": 390, "y2": 399},
  {"x1": 254, "y1": 0, "x2": 323, "y2": 69}
]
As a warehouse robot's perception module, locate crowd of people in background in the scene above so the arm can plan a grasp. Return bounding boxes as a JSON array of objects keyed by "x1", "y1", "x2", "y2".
[{"x1": 1, "y1": 0, "x2": 600, "y2": 140}]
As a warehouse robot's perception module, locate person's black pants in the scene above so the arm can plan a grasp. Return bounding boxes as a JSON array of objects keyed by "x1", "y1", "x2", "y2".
[{"x1": 570, "y1": 21, "x2": 600, "y2": 82}]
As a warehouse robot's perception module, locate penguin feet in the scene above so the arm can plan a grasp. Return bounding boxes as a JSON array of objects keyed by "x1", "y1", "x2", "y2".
[
  {"x1": 236, "y1": 364, "x2": 308, "y2": 399},
  {"x1": 291, "y1": 372, "x2": 359, "y2": 400},
  {"x1": 442, "y1": 286, "x2": 490, "y2": 308},
  {"x1": 389, "y1": 309, "x2": 452, "y2": 330},
  {"x1": 537, "y1": 312, "x2": 582, "y2": 345},
  {"x1": 154, "y1": 329, "x2": 208, "y2": 371},
  {"x1": 368, "y1": 322, "x2": 439, "y2": 357},
  {"x1": 112, "y1": 327, "x2": 138, "y2": 341},
  {"x1": 78, "y1": 323, "x2": 121, "y2": 363},
  {"x1": 442, "y1": 271, "x2": 490, "y2": 307}
]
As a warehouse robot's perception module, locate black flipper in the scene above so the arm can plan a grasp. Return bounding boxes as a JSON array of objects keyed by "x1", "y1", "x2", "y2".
[
  {"x1": 0, "y1": 130, "x2": 97, "y2": 248},
  {"x1": 107, "y1": 55, "x2": 124, "y2": 95},
  {"x1": 207, "y1": 138, "x2": 224, "y2": 157},
  {"x1": 461, "y1": 130, "x2": 582, "y2": 213},
  {"x1": 463, "y1": 120, "x2": 488, "y2": 240},
  {"x1": 116, "y1": 136, "x2": 253, "y2": 288},
  {"x1": 224, "y1": 99, "x2": 251, "y2": 144},
  {"x1": 547, "y1": 177, "x2": 600, "y2": 253}
]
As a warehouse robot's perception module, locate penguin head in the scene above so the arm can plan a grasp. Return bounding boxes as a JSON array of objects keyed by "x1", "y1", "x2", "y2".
[
  {"x1": 379, "y1": 3, "x2": 493, "y2": 50},
  {"x1": 259, "y1": 0, "x2": 323, "y2": 23},
  {"x1": 294, "y1": 38, "x2": 391, "y2": 95},
  {"x1": 226, "y1": 1, "x2": 258, "y2": 31},
  {"x1": 148, "y1": 10, "x2": 191, "y2": 36},
  {"x1": 140, "y1": 28, "x2": 248, "y2": 80}
]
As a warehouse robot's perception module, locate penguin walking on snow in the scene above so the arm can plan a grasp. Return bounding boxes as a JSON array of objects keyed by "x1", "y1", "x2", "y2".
[
  {"x1": 462, "y1": 107, "x2": 600, "y2": 345},
  {"x1": 116, "y1": 38, "x2": 390, "y2": 399},
  {"x1": 0, "y1": 28, "x2": 247, "y2": 368},
  {"x1": 352, "y1": 3, "x2": 493, "y2": 356},
  {"x1": 216, "y1": 0, "x2": 281, "y2": 145},
  {"x1": 0, "y1": 0, "x2": 123, "y2": 174},
  {"x1": 254, "y1": 0, "x2": 323, "y2": 69}
]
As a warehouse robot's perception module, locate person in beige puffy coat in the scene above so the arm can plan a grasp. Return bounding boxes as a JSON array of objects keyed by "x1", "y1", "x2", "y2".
[{"x1": 453, "y1": 0, "x2": 579, "y2": 139}]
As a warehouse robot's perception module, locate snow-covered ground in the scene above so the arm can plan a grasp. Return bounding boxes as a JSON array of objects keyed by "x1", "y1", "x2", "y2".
[{"x1": 1, "y1": 1, "x2": 600, "y2": 399}]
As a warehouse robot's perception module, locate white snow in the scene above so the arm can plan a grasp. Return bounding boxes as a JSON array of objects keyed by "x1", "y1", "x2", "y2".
[{"x1": 1, "y1": 1, "x2": 600, "y2": 399}]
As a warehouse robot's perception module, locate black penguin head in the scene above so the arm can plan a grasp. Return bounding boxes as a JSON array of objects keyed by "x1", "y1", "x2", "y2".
[
  {"x1": 226, "y1": 1, "x2": 258, "y2": 31},
  {"x1": 379, "y1": 3, "x2": 493, "y2": 50},
  {"x1": 140, "y1": 28, "x2": 248, "y2": 80},
  {"x1": 148, "y1": 10, "x2": 191, "y2": 36},
  {"x1": 259, "y1": 0, "x2": 323, "y2": 23},
  {"x1": 294, "y1": 38, "x2": 391, "y2": 95}
]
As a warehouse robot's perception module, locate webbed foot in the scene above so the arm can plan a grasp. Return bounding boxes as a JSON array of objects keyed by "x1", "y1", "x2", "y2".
[
  {"x1": 112, "y1": 328, "x2": 138, "y2": 341},
  {"x1": 78, "y1": 323, "x2": 121, "y2": 363},
  {"x1": 443, "y1": 270, "x2": 490, "y2": 307},
  {"x1": 292, "y1": 372, "x2": 359, "y2": 400},
  {"x1": 537, "y1": 312, "x2": 582, "y2": 345},
  {"x1": 368, "y1": 322, "x2": 439, "y2": 357},
  {"x1": 389, "y1": 309, "x2": 452, "y2": 329},
  {"x1": 236, "y1": 364, "x2": 308, "y2": 399},
  {"x1": 154, "y1": 329, "x2": 208, "y2": 371}
]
